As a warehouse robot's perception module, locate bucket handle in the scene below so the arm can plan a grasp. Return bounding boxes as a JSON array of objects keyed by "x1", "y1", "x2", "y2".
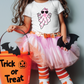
[{"x1": 0, "y1": 28, "x2": 30, "y2": 55}]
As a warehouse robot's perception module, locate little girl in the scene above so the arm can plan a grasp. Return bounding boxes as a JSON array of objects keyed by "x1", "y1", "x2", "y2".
[{"x1": 7, "y1": 0, "x2": 80, "y2": 84}]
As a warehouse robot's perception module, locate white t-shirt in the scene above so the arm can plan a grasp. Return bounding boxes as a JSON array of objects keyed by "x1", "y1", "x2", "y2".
[{"x1": 23, "y1": 0, "x2": 64, "y2": 33}]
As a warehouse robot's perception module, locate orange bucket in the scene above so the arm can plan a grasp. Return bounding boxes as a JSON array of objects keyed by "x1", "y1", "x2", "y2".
[
  {"x1": 0, "y1": 29, "x2": 33, "y2": 84},
  {"x1": 0, "y1": 51, "x2": 32, "y2": 84}
]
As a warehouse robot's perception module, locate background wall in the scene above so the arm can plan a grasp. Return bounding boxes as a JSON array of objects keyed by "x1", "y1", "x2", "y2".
[{"x1": 0, "y1": 0, "x2": 84, "y2": 84}]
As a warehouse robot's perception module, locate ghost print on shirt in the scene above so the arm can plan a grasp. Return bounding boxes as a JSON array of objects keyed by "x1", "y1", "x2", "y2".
[{"x1": 37, "y1": 8, "x2": 52, "y2": 29}]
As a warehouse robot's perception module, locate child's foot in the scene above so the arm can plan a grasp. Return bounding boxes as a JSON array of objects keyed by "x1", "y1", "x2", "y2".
[
  {"x1": 39, "y1": 79, "x2": 49, "y2": 84},
  {"x1": 61, "y1": 76, "x2": 73, "y2": 84}
]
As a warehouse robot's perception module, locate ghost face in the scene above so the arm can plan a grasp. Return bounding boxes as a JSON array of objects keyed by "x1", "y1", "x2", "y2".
[{"x1": 41, "y1": 8, "x2": 48, "y2": 17}]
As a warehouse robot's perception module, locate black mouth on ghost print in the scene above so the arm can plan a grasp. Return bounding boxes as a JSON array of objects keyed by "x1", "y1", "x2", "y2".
[{"x1": 37, "y1": 8, "x2": 52, "y2": 29}]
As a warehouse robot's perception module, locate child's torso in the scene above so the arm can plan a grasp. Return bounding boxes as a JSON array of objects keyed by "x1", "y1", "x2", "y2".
[{"x1": 30, "y1": 1, "x2": 60, "y2": 33}]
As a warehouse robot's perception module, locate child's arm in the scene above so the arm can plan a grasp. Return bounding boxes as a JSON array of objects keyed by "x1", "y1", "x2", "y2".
[
  {"x1": 7, "y1": 16, "x2": 31, "y2": 34},
  {"x1": 58, "y1": 12, "x2": 68, "y2": 44}
]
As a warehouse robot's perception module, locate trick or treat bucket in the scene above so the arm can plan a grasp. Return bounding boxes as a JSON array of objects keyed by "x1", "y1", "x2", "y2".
[{"x1": 0, "y1": 29, "x2": 33, "y2": 84}]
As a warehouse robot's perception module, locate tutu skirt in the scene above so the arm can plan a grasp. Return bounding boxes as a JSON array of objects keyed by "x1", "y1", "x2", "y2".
[{"x1": 15, "y1": 33, "x2": 80, "y2": 69}]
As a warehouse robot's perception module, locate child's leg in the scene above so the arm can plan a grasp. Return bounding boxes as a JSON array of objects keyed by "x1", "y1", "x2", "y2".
[
  {"x1": 38, "y1": 65, "x2": 49, "y2": 84},
  {"x1": 55, "y1": 68, "x2": 73, "y2": 84}
]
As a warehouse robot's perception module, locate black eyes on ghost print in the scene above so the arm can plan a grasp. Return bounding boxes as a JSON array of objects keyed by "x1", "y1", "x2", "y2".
[{"x1": 41, "y1": 11, "x2": 48, "y2": 14}]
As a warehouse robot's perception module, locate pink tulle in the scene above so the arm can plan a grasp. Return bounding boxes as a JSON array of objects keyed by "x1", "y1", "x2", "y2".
[{"x1": 15, "y1": 33, "x2": 80, "y2": 69}]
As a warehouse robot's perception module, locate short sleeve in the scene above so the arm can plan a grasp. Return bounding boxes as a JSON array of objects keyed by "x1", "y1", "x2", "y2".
[
  {"x1": 23, "y1": 4, "x2": 32, "y2": 18},
  {"x1": 57, "y1": 1, "x2": 64, "y2": 14}
]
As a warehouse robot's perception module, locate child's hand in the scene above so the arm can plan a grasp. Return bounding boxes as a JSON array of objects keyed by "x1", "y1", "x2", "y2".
[
  {"x1": 62, "y1": 38, "x2": 68, "y2": 51},
  {"x1": 7, "y1": 25, "x2": 17, "y2": 32},
  {"x1": 61, "y1": 46, "x2": 68, "y2": 51}
]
